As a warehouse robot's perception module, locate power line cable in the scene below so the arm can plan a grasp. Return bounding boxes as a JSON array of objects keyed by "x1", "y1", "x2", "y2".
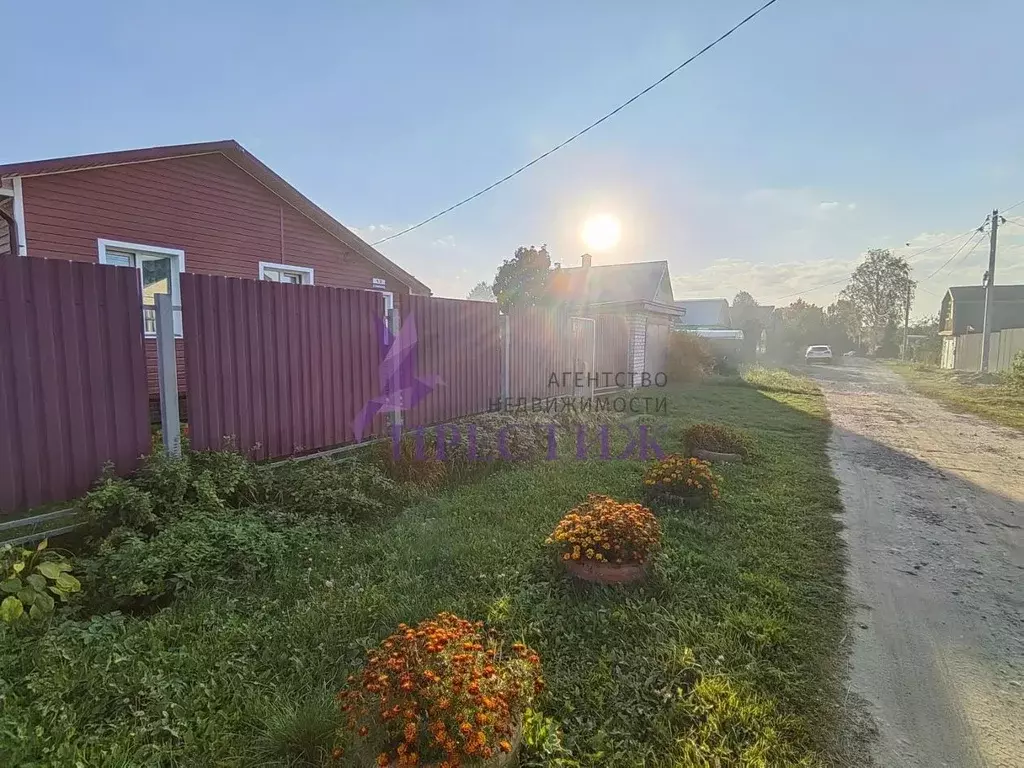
[
  {"x1": 921, "y1": 228, "x2": 986, "y2": 281},
  {"x1": 370, "y1": 0, "x2": 783, "y2": 246}
]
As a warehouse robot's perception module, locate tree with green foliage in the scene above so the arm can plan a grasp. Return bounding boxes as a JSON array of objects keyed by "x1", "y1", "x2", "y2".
[
  {"x1": 466, "y1": 281, "x2": 495, "y2": 302},
  {"x1": 492, "y1": 246, "x2": 552, "y2": 312},
  {"x1": 769, "y1": 299, "x2": 829, "y2": 360},
  {"x1": 826, "y1": 298, "x2": 862, "y2": 352},
  {"x1": 839, "y1": 249, "x2": 915, "y2": 352},
  {"x1": 731, "y1": 291, "x2": 764, "y2": 360}
]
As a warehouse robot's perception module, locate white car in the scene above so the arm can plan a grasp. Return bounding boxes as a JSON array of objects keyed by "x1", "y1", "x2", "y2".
[{"x1": 805, "y1": 345, "x2": 833, "y2": 364}]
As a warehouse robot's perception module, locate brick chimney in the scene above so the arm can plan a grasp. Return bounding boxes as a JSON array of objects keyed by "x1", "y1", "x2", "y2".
[{"x1": 581, "y1": 253, "x2": 592, "y2": 270}]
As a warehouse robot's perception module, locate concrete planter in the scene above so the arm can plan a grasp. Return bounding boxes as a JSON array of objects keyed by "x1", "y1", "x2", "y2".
[
  {"x1": 692, "y1": 448, "x2": 744, "y2": 464},
  {"x1": 564, "y1": 557, "x2": 646, "y2": 585}
]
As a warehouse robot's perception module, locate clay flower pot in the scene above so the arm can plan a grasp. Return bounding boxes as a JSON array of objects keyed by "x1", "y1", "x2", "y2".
[{"x1": 564, "y1": 557, "x2": 646, "y2": 585}]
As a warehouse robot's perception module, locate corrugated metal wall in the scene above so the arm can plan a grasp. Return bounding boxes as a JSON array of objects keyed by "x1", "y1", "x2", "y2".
[
  {"x1": 0, "y1": 258, "x2": 150, "y2": 516},
  {"x1": 507, "y1": 308, "x2": 577, "y2": 400},
  {"x1": 182, "y1": 274, "x2": 385, "y2": 460},
  {"x1": 399, "y1": 295, "x2": 501, "y2": 427}
]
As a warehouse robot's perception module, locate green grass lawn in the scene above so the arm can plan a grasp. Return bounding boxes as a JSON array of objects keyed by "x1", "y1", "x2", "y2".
[
  {"x1": 0, "y1": 374, "x2": 849, "y2": 767},
  {"x1": 886, "y1": 362, "x2": 1024, "y2": 431}
]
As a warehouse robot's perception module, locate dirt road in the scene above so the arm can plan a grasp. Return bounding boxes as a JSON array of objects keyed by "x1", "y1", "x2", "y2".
[{"x1": 807, "y1": 360, "x2": 1024, "y2": 768}]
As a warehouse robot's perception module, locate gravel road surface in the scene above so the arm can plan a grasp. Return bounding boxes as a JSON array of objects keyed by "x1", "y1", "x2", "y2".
[{"x1": 808, "y1": 359, "x2": 1023, "y2": 768}]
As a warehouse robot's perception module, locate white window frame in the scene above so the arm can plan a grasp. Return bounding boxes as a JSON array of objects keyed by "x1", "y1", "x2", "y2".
[
  {"x1": 98, "y1": 239, "x2": 185, "y2": 337},
  {"x1": 259, "y1": 261, "x2": 314, "y2": 285}
]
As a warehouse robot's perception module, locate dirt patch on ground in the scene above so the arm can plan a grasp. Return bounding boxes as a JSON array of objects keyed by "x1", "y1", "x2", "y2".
[{"x1": 806, "y1": 360, "x2": 1024, "y2": 768}]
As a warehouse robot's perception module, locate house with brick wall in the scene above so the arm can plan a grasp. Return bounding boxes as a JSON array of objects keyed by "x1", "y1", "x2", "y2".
[
  {"x1": 550, "y1": 255, "x2": 681, "y2": 380},
  {"x1": 0, "y1": 140, "x2": 430, "y2": 397}
]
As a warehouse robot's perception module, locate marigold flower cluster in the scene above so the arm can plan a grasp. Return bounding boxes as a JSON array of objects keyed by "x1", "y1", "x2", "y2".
[
  {"x1": 643, "y1": 454, "x2": 720, "y2": 502},
  {"x1": 545, "y1": 494, "x2": 661, "y2": 565},
  {"x1": 336, "y1": 612, "x2": 541, "y2": 767}
]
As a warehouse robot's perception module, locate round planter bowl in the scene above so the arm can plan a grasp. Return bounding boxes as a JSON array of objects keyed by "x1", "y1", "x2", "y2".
[{"x1": 564, "y1": 557, "x2": 646, "y2": 585}]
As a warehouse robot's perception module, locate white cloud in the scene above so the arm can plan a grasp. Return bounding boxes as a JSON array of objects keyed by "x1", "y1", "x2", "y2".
[{"x1": 668, "y1": 226, "x2": 1024, "y2": 320}]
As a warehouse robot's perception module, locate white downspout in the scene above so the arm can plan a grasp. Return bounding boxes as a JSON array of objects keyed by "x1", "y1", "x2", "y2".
[{"x1": 12, "y1": 177, "x2": 28, "y2": 256}]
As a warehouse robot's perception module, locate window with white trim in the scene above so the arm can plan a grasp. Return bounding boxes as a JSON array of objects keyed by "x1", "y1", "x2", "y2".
[
  {"x1": 98, "y1": 240, "x2": 184, "y2": 336},
  {"x1": 259, "y1": 261, "x2": 314, "y2": 285}
]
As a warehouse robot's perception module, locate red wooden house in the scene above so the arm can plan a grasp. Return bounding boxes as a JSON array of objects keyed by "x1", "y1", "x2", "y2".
[{"x1": 0, "y1": 140, "x2": 430, "y2": 398}]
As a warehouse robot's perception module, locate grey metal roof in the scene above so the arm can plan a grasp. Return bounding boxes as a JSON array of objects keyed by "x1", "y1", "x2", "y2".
[
  {"x1": 674, "y1": 298, "x2": 731, "y2": 327},
  {"x1": 942, "y1": 284, "x2": 1024, "y2": 334},
  {"x1": 555, "y1": 260, "x2": 669, "y2": 304}
]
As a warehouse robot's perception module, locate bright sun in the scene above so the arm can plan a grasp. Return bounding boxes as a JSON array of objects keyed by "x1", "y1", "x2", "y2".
[{"x1": 580, "y1": 214, "x2": 622, "y2": 252}]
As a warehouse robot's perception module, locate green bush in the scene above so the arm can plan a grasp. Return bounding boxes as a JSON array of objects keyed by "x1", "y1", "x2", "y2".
[
  {"x1": 0, "y1": 539, "x2": 81, "y2": 623},
  {"x1": 666, "y1": 332, "x2": 714, "y2": 384},
  {"x1": 85, "y1": 511, "x2": 293, "y2": 610},
  {"x1": 263, "y1": 458, "x2": 414, "y2": 524},
  {"x1": 683, "y1": 422, "x2": 753, "y2": 458},
  {"x1": 79, "y1": 475, "x2": 157, "y2": 537},
  {"x1": 1007, "y1": 350, "x2": 1024, "y2": 388}
]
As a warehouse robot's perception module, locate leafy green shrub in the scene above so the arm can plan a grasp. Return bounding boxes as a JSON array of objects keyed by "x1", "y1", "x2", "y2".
[
  {"x1": 79, "y1": 476, "x2": 157, "y2": 538},
  {"x1": 262, "y1": 458, "x2": 413, "y2": 523},
  {"x1": 187, "y1": 448, "x2": 261, "y2": 509},
  {"x1": 1007, "y1": 350, "x2": 1024, "y2": 388},
  {"x1": 86, "y1": 511, "x2": 291, "y2": 610},
  {"x1": 0, "y1": 539, "x2": 81, "y2": 623},
  {"x1": 666, "y1": 332, "x2": 714, "y2": 384},
  {"x1": 683, "y1": 422, "x2": 753, "y2": 458}
]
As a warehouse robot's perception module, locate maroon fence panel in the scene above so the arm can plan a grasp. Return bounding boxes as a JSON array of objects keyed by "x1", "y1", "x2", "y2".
[
  {"x1": 593, "y1": 314, "x2": 630, "y2": 387},
  {"x1": 507, "y1": 308, "x2": 576, "y2": 401},
  {"x1": 0, "y1": 258, "x2": 150, "y2": 516},
  {"x1": 182, "y1": 274, "x2": 384, "y2": 460},
  {"x1": 400, "y1": 296, "x2": 501, "y2": 427}
]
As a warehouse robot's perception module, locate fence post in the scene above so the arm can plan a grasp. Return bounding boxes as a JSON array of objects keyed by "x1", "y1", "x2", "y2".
[
  {"x1": 387, "y1": 305, "x2": 403, "y2": 429},
  {"x1": 501, "y1": 313, "x2": 510, "y2": 402},
  {"x1": 154, "y1": 292, "x2": 181, "y2": 457}
]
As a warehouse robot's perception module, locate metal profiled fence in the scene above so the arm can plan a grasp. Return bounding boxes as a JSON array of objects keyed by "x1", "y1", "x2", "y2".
[
  {"x1": 181, "y1": 274, "x2": 385, "y2": 460},
  {"x1": 0, "y1": 258, "x2": 150, "y2": 516},
  {"x1": 399, "y1": 295, "x2": 501, "y2": 427}
]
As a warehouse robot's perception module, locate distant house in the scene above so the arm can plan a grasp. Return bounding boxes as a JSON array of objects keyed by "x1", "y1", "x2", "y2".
[
  {"x1": 674, "y1": 298, "x2": 731, "y2": 329},
  {"x1": 550, "y1": 254, "x2": 682, "y2": 380},
  {"x1": 939, "y1": 285, "x2": 1024, "y2": 371},
  {"x1": 0, "y1": 140, "x2": 430, "y2": 393}
]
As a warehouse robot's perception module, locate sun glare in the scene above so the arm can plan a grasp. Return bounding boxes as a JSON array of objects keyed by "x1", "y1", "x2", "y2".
[{"x1": 580, "y1": 214, "x2": 621, "y2": 252}]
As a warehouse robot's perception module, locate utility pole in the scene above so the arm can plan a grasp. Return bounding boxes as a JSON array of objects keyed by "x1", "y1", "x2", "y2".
[
  {"x1": 980, "y1": 209, "x2": 999, "y2": 372},
  {"x1": 901, "y1": 280, "x2": 912, "y2": 361}
]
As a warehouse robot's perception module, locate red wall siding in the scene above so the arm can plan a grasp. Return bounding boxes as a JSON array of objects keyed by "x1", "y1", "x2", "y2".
[{"x1": 20, "y1": 152, "x2": 407, "y2": 295}]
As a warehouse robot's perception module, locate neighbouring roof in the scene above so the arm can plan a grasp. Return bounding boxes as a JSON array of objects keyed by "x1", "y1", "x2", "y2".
[
  {"x1": 675, "y1": 298, "x2": 731, "y2": 327},
  {"x1": 941, "y1": 284, "x2": 1024, "y2": 335},
  {"x1": 0, "y1": 140, "x2": 431, "y2": 295},
  {"x1": 551, "y1": 260, "x2": 670, "y2": 305}
]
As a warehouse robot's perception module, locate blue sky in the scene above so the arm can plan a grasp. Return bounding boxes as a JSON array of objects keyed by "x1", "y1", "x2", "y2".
[{"x1": 5, "y1": 0, "x2": 1024, "y2": 316}]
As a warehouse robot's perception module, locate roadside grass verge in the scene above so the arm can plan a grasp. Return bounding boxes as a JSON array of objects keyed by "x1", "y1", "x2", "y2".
[
  {"x1": 0, "y1": 375, "x2": 848, "y2": 766},
  {"x1": 885, "y1": 362, "x2": 1024, "y2": 431}
]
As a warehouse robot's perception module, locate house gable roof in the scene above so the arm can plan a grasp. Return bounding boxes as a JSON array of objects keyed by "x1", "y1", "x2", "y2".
[
  {"x1": 675, "y1": 298, "x2": 731, "y2": 327},
  {"x1": 552, "y1": 260, "x2": 670, "y2": 305},
  {"x1": 0, "y1": 140, "x2": 431, "y2": 295},
  {"x1": 941, "y1": 284, "x2": 1024, "y2": 334}
]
